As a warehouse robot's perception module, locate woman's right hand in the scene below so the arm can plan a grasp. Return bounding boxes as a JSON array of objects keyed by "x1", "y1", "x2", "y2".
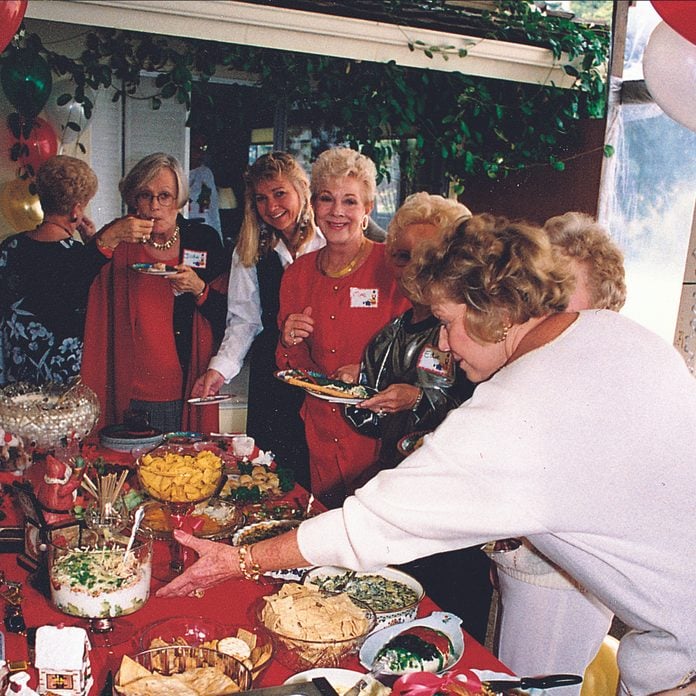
[
  {"x1": 281, "y1": 306, "x2": 314, "y2": 347},
  {"x1": 191, "y1": 369, "x2": 225, "y2": 398},
  {"x1": 97, "y1": 215, "x2": 154, "y2": 248}
]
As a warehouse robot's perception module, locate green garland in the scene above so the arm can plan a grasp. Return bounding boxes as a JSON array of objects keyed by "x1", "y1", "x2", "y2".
[{"x1": 3, "y1": 0, "x2": 609, "y2": 189}]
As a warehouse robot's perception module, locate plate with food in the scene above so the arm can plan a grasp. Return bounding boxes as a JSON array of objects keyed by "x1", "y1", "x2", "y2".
[
  {"x1": 130, "y1": 262, "x2": 179, "y2": 277},
  {"x1": 275, "y1": 369, "x2": 377, "y2": 405},
  {"x1": 359, "y1": 611, "x2": 464, "y2": 676},
  {"x1": 232, "y1": 519, "x2": 301, "y2": 546},
  {"x1": 139, "y1": 499, "x2": 244, "y2": 541},
  {"x1": 221, "y1": 461, "x2": 295, "y2": 503},
  {"x1": 285, "y1": 668, "x2": 377, "y2": 696}
]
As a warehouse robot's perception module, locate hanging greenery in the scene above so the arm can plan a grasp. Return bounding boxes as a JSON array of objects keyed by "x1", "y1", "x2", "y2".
[{"x1": 0, "y1": 0, "x2": 610, "y2": 190}]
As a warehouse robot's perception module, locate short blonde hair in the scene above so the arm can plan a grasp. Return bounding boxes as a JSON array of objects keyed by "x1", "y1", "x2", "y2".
[
  {"x1": 387, "y1": 192, "x2": 472, "y2": 253},
  {"x1": 237, "y1": 152, "x2": 318, "y2": 267},
  {"x1": 403, "y1": 214, "x2": 573, "y2": 344},
  {"x1": 119, "y1": 153, "x2": 188, "y2": 210},
  {"x1": 311, "y1": 147, "x2": 377, "y2": 205},
  {"x1": 544, "y1": 212, "x2": 626, "y2": 311},
  {"x1": 35, "y1": 155, "x2": 98, "y2": 215}
]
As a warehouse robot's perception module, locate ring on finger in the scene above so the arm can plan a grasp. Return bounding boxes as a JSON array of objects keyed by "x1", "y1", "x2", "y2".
[
  {"x1": 290, "y1": 329, "x2": 295, "y2": 339},
  {"x1": 191, "y1": 588, "x2": 205, "y2": 598}
]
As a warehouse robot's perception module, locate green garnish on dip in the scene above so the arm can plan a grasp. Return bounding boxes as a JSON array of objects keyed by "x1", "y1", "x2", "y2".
[{"x1": 310, "y1": 572, "x2": 420, "y2": 612}]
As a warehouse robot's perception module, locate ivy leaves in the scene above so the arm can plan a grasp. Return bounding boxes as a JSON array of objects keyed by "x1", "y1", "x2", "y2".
[{"x1": 7, "y1": 0, "x2": 609, "y2": 189}]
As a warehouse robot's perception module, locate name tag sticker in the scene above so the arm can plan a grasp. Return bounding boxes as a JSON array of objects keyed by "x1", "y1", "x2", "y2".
[
  {"x1": 350, "y1": 287, "x2": 379, "y2": 307},
  {"x1": 418, "y1": 346, "x2": 452, "y2": 376},
  {"x1": 182, "y1": 249, "x2": 207, "y2": 268}
]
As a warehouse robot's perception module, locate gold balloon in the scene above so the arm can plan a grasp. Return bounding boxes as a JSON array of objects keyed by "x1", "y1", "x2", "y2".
[{"x1": 0, "y1": 178, "x2": 43, "y2": 232}]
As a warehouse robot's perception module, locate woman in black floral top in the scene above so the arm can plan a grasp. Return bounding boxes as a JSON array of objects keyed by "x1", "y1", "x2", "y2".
[{"x1": 0, "y1": 155, "x2": 152, "y2": 385}]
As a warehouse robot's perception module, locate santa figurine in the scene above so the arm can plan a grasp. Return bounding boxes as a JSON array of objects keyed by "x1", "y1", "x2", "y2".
[{"x1": 36, "y1": 455, "x2": 83, "y2": 525}]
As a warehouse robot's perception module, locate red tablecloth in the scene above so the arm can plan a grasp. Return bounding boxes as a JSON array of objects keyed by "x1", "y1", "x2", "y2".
[{"x1": 0, "y1": 445, "x2": 511, "y2": 693}]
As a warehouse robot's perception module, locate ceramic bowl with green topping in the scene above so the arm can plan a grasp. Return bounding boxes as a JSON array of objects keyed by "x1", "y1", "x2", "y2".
[{"x1": 304, "y1": 566, "x2": 424, "y2": 630}]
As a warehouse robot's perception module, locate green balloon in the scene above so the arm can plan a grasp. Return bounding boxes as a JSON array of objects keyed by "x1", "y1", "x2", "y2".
[{"x1": 0, "y1": 49, "x2": 52, "y2": 117}]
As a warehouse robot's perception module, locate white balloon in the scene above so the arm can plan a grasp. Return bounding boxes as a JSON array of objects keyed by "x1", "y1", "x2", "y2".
[
  {"x1": 42, "y1": 77, "x2": 97, "y2": 144},
  {"x1": 643, "y1": 21, "x2": 696, "y2": 134}
]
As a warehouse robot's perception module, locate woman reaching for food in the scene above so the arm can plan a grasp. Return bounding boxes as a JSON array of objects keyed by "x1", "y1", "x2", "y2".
[
  {"x1": 190, "y1": 152, "x2": 324, "y2": 488},
  {"x1": 81, "y1": 153, "x2": 228, "y2": 433},
  {"x1": 276, "y1": 147, "x2": 410, "y2": 508},
  {"x1": 159, "y1": 213, "x2": 696, "y2": 696}
]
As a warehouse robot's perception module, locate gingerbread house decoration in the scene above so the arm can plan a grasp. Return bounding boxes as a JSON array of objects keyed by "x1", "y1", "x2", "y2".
[{"x1": 35, "y1": 626, "x2": 93, "y2": 696}]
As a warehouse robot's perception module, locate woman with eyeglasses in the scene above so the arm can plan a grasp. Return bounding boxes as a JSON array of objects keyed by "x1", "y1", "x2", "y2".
[{"x1": 81, "y1": 153, "x2": 228, "y2": 433}]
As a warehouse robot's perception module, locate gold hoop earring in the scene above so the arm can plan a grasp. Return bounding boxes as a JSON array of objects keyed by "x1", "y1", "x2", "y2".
[{"x1": 361, "y1": 214, "x2": 369, "y2": 231}]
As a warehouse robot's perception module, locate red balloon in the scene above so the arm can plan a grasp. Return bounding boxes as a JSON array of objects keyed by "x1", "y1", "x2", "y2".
[
  {"x1": 0, "y1": 0, "x2": 28, "y2": 53},
  {"x1": 18, "y1": 117, "x2": 58, "y2": 175},
  {"x1": 651, "y1": 1, "x2": 696, "y2": 45}
]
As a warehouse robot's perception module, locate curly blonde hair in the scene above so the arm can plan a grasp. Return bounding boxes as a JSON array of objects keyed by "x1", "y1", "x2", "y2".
[
  {"x1": 236, "y1": 152, "x2": 318, "y2": 267},
  {"x1": 386, "y1": 192, "x2": 472, "y2": 253},
  {"x1": 310, "y1": 147, "x2": 377, "y2": 206},
  {"x1": 119, "y1": 153, "x2": 188, "y2": 211},
  {"x1": 35, "y1": 155, "x2": 98, "y2": 215},
  {"x1": 403, "y1": 214, "x2": 574, "y2": 343},
  {"x1": 544, "y1": 212, "x2": 626, "y2": 311}
]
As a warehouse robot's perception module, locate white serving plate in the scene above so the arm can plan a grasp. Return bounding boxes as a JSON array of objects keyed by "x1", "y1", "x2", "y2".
[
  {"x1": 284, "y1": 668, "x2": 366, "y2": 696},
  {"x1": 304, "y1": 566, "x2": 424, "y2": 630},
  {"x1": 359, "y1": 611, "x2": 464, "y2": 675}
]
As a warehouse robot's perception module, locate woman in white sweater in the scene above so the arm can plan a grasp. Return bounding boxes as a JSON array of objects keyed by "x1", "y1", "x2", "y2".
[{"x1": 162, "y1": 214, "x2": 696, "y2": 696}]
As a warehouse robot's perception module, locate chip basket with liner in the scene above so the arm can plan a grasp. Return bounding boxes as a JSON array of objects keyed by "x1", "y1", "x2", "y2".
[
  {"x1": 254, "y1": 586, "x2": 377, "y2": 671},
  {"x1": 113, "y1": 645, "x2": 253, "y2": 695}
]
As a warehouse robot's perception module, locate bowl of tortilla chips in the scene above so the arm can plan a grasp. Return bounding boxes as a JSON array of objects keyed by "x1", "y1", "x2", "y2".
[
  {"x1": 114, "y1": 646, "x2": 252, "y2": 695},
  {"x1": 256, "y1": 582, "x2": 376, "y2": 670}
]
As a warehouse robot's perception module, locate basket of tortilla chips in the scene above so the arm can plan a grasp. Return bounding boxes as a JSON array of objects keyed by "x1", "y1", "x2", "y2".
[
  {"x1": 113, "y1": 646, "x2": 252, "y2": 695},
  {"x1": 256, "y1": 582, "x2": 376, "y2": 670}
]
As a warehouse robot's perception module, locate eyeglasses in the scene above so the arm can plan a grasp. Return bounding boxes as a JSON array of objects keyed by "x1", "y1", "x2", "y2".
[
  {"x1": 390, "y1": 250, "x2": 412, "y2": 267},
  {"x1": 136, "y1": 191, "x2": 176, "y2": 207}
]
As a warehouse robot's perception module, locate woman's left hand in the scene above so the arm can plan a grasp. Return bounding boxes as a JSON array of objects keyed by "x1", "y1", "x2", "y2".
[
  {"x1": 334, "y1": 364, "x2": 360, "y2": 384},
  {"x1": 359, "y1": 383, "x2": 421, "y2": 414},
  {"x1": 170, "y1": 265, "x2": 206, "y2": 297},
  {"x1": 156, "y1": 530, "x2": 239, "y2": 598}
]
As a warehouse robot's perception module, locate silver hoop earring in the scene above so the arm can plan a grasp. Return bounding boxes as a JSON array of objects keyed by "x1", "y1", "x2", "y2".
[{"x1": 361, "y1": 214, "x2": 369, "y2": 231}]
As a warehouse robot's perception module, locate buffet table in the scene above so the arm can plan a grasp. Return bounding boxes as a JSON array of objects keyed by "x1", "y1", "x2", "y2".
[{"x1": 0, "y1": 444, "x2": 511, "y2": 694}]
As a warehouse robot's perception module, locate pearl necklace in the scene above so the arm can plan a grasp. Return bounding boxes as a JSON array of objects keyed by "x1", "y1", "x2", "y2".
[
  {"x1": 320, "y1": 239, "x2": 370, "y2": 278},
  {"x1": 147, "y1": 225, "x2": 179, "y2": 250}
]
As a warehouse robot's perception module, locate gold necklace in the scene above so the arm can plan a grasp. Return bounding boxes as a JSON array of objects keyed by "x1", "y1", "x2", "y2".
[
  {"x1": 147, "y1": 225, "x2": 179, "y2": 250},
  {"x1": 320, "y1": 239, "x2": 369, "y2": 278}
]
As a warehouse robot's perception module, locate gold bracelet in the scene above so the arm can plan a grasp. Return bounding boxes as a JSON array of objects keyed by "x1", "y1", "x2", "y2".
[{"x1": 238, "y1": 544, "x2": 261, "y2": 581}]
